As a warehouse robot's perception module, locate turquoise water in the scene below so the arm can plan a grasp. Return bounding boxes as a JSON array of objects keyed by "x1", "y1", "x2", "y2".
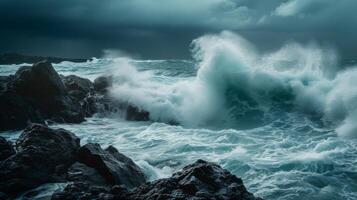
[{"x1": 1, "y1": 32, "x2": 357, "y2": 200}]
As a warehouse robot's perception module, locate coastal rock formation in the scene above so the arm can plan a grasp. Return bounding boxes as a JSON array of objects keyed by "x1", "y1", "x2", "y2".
[
  {"x1": 0, "y1": 124, "x2": 80, "y2": 195},
  {"x1": 51, "y1": 182, "x2": 130, "y2": 200},
  {"x1": 52, "y1": 160, "x2": 262, "y2": 200},
  {"x1": 0, "y1": 61, "x2": 85, "y2": 131},
  {"x1": 61, "y1": 74, "x2": 94, "y2": 100},
  {"x1": 0, "y1": 124, "x2": 261, "y2": 200},
  {"x1": 0, "y1": 60, "x2": 150, "y2": 131},
  {"x1": 131, "y1": 159, "x2": 262, "y2": 200},
  {"x1": 77, "y1": 143, "x2": 146, "y2": 188}
]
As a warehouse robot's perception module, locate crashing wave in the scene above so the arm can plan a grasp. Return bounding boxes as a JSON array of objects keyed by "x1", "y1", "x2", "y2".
[{"x1": 109, "y1": 31, "x2": 357, "y2": 138}]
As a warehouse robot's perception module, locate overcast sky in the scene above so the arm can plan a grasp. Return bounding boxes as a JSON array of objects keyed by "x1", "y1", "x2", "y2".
[{"x1": 1, "y1": 0, "x2": 356, "y2": 59}]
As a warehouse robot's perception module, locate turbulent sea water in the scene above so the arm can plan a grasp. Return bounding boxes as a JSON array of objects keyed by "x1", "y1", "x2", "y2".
[{"x1": 1, "y1": 32, "x2": 357, "y2": 200}]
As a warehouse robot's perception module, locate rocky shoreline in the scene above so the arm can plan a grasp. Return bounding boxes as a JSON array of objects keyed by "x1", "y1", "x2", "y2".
[
  {"x1": 0, "y1": 61, "x2": 262, "y2": 200},
  {"x1": 0, "y1": 124, "x2": 262, "y2": 200}
]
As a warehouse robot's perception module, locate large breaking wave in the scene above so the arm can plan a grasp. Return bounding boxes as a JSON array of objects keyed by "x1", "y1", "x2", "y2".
[{"x1": 109, "y1": 31, "x2": 357, "y2": 138}]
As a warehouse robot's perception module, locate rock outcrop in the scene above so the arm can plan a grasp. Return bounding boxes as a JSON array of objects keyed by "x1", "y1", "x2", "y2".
[
  {"x1": 0, "y1": 124, "x2": 80, "y2": 195},
  {"x1": 0, "y1": 124, "x2": 148, "y2": 198},
  {"x1": 0, "y1": 61, "x2": 150, "y2": 131},
  {"x1": 61, "y1": 75, "x2": 94, "y2": 101},
  {"x1": 130, "y1": 159, "x2": 262, "y2": 200},
  {"x1": 76, "y1": 143, "x2": 146, "y2": 188},
  {"x1": 0, "y1": 124, "x2": 261, "y2": 200},
  {"x1": 0, "y1": 61, "x2": 85, "y2": 131},
  {"x1": 52, "y1": 160, "x2": 262, "y2": 200}
]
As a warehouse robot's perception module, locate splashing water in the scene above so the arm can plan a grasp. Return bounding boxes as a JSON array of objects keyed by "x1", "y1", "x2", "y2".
[{"x1": 1, "y1": 32, "x2": 357, "y2": 200}]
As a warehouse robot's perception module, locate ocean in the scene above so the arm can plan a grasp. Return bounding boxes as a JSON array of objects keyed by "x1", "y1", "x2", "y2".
[{"x1": 1, "y1": 32, "x2": 357, "y2": 200}]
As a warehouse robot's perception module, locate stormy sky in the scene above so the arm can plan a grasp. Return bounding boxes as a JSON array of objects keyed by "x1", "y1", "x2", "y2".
[{"x1": 1, "y1": 0, "x2": 356, "y2": 59}]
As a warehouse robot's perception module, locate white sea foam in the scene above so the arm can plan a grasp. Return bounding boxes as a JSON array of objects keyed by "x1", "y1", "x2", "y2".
[{"x1": 108, "y1": 31, "x2": 357, "y2": 138}]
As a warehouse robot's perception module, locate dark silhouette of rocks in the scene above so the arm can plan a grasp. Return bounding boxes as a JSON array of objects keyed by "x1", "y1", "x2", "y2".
[
  {"x1": 0, "y1": 124, "x2": 80, "y2": 195},
  {"x1": 0, "y1": 61, "x2": 150, "y2": 131},
  {"x1": 76, "y1": 143, "x2": 146, "y2": 188},
  {"x1": 0, "y1": 53, "x2": 87, "y2": 65},
  {"x1": 53, "y1": 160, "x2": 262, "y2": 200},
  {"x1": 0, "y1": 124, "x2": 262, "y2": 200}
]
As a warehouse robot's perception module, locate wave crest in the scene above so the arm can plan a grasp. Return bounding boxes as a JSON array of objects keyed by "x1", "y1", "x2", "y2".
[{"x1": 109, "y1": 31, "x2": 357, "y2": 138}]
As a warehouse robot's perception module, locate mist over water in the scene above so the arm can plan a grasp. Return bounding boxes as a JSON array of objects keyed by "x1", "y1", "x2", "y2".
[{"x1": 1, "y1": 32, "x2": 357, "y2": 200}]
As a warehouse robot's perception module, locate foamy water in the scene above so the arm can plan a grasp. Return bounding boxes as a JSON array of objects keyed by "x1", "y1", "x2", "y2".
[{"x1": 1, "y1": 32, "x2": 357, "y2": 200}]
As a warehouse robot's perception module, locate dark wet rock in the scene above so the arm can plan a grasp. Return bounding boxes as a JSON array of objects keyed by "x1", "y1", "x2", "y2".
[
  {"x1": 52, "y1": 159, "x2": 262, "y2": 200},
  {"x1": 61, "y1": 75, "x2": 93, "y2": 101},
  {"x1": 93, "y1": 76, "x2": 113, "y2": 93},
  {"x1": 130, "y1": 159, "x2": 262, "y2": 200},
  {"x1": 0, "y1": 124, "x2": 80, "y2": 195},
  {"x1": 0, "y1": 136, "x2": 15, "y2": 161},
  {"x1": 12, "y1": 61, "x2": 67, "y2": 97},
  {"x1": 81, "y1": 95, "x2": 99, "y2": 117},
  {"x1": 77, "y1": 143, "x2": 146, "y2": 188},
  {"x1": 0, "y1": 60, "x2": 151, "y2": 132},
  {"x1": 0, "y1": 61, "x2": 85, "y2": 131},
  {"x1": 67, "y1": 162, "x2": 107, "y2": 186},
  {"x1": 126, "y1": 105, "x2": 150, "y2": 121},
  {"x1": 51, "y1": 182, "x2": 130, "y2": 200},
  {"x1": 84, "y1": 92, "x2": 150, "y2": 121}
]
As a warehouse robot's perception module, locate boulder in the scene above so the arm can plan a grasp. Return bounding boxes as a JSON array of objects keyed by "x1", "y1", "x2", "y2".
[
  {"x1": 61, "y1": 75, "x2": 93, "y2": 101},
  {"x1": 0, "y1": 136, "x2": 15, "y2": 161},
  {"x1": 0, "y1": 124, "x2": 80, "y2": 195},
  {"x1": 77, "y1": 143, "x2": 146, "y2": 188},
  {"x1": 93, "y1": 76, "x2": 113, "y2": 93},
  {"x1": 11, "y1": 61, "x2": 67, "y2": 97}
]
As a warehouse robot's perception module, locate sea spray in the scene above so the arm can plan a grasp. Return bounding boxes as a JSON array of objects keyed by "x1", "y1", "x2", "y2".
[
  {"x1": 1, "y1": 47, "x2": 357, "y2": 200},
  {"x1": 107, "y1": 31, "x2": 357, "y2": 137}
]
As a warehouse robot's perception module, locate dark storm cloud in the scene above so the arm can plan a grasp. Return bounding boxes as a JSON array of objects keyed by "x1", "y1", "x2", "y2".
[{"x1": 0, "y1": 0, "x2": 356, "y2": 59}]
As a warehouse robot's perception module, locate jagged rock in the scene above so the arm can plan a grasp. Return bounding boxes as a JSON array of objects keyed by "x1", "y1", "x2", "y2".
[
  {"x1": 61, "y1": 75, "x2": 94, "y2": 101},
  {"x1": 93, "y1": 76, "x2": 113, "y2": 93},
  {"x1": 130, "y1": 159, "x2": 262, "y2": 200},
  {"x1": 11, "y1": 62, "x2": 67, "y2": 97},
  {"x1": 52, "y1": 160, "x2": 262, "y2": 200},
  {"x1": 81, "y1": 95, "x2": 99, "y2": 117},
  {"x1": 0, "y1": 124, "x2": 80, "y2": 195},
  {"x1": 51, "y1": 182, "x2": 130, "y2": 200},
  {"x1": 67, "y1": 162, "x2": 107, "y2": 186},
  {"x1": 77, "y1": 143, "x2": 146, "y2": 188},
  {"x1": 0, "y1": 61, "x2": 85, "y2": 131},
  {"x1": 0, "y1": 136, "x2": 15, "y2": 161},
  {"x1": 126, "y1": 105, "x2": 150, "y2": 121}
]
